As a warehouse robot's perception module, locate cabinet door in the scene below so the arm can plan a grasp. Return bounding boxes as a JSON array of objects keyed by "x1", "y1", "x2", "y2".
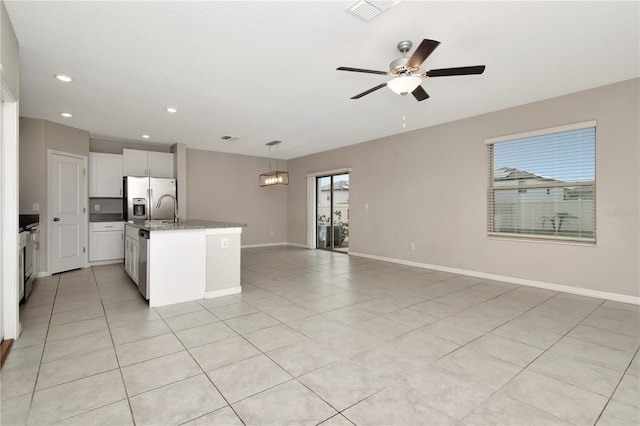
[
  {"x1": 90, "y1": 230, "x2": 124, "y2": 261},
  {"x1": 90, "y1": 153, "x2": 123, "y2": 197},
  {"x1": 123, "y1": 149, "x2": 149, "y2": 177},
  {"x1": 147, "y1": 152, "x2": 174, "y2": 178}
]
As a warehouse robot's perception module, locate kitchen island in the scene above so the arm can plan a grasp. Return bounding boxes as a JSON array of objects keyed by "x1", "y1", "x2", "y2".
[{"x1": 125, "y1": 220, "x2": 246, "y2": 307}]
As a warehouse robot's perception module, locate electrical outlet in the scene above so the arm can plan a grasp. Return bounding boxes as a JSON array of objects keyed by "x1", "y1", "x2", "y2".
[
  {"x1": 270, "y1": 230, "x2": 274, "y2": 236},
  {"x1": 94, "y1": 204, "x2": 100, "y2": 211},
  {"x1": 364, "y1": 203, "x2": 369, "y2": 210},
  {"x1": 410, "y1": 242, "x2": 416, "y2": 250},
  {"x1": 221, "y1": 237, "x2": 229, "y2": 249},
  {"x1": 32, "y1": 203, "x2": 39, "y2": 212}
]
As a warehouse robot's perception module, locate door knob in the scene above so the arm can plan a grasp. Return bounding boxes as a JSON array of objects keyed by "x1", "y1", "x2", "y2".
[{"x1": 53, "y1": 217, "x2": 60, "y2": 222}]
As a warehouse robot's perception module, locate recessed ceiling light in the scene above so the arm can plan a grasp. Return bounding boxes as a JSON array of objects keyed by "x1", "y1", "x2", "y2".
[
  {"x1": 141, "y1": 134, "x2": 150, "y2": 139},
  {"x1": 166, "y1": 107, "x2": 178, "y2": 113},
  {"x1": 60, "y1": 112, "x2": 73, "y2": 118},
  {"x1": 220, "y1": 135, "x2": 239, "y2": 141},
  {"x1": 54, "y1": 74, "x2": 73, "y2": 82}
]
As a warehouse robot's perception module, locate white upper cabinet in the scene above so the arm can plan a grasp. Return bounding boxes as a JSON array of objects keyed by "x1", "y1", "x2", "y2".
[
  {"x1": 89, "y1": 153, "x2": 123, "y2": 197},
  {"x1": 122, "y1": 149, "x2": 148, "y2": 177},
  {"x1": 147, "y1": 151, "x2": 174, "y2": 178},
  {"x1": 123, "y1": 149, "x2": 174, "y2": 178}
]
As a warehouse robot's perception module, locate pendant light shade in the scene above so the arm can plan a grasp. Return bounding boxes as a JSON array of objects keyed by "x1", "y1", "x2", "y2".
[
  {"x1": 260, "y1": 140, "x2": 289, "y2": 187},
  {"x1": 387, "y1": 75, "x2": 421, "y2": 95},
  {"x1": 259, "y1": 170, "x2": 289, "y2": 187}
]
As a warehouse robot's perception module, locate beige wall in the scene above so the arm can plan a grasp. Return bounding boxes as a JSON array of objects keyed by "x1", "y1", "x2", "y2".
[
  {"x1": 171, "y1": 143, "x2": 188, "y2": 220},
  {"x1": 19, "y1": 118, "x2": 45, "y2": 214},
  {"x1": 288, "y1": 78, "x2": 640, "y2": 298},
  {"x1": 186, "y1": 149, "x2": 288, "y2": 245},
  {"x1": 19, "y1": 118, "x2": 90, "y2": 273},
  {"x1": 1, "y1": 0, "x2": 19, "y2": 97},
  {"x1": 89, "y1": 138, "x2": 172, "y2": 154}
]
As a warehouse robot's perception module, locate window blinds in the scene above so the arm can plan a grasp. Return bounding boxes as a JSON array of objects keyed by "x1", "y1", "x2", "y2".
[{"x1": 487, "y1": 122, "x2": 596, "y2": 242}]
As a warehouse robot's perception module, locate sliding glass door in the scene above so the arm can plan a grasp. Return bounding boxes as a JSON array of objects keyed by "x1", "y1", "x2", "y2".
[{"x1": 316, "y1": 173, "x2": 349, "y2": 252}]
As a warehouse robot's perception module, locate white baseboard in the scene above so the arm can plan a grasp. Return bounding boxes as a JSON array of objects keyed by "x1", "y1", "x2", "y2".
[
  {"x1": 241, "y1": 242, "x2": 289, "y2": 249},
  {"x1": 89, "y1": 259, "x2": 124, "y2": 267},
  {"x1": 36, "y1": 264, "x2": 97, "y2": 278},
  {"x1": 286, "y1": 242, "x2": 308, "y2": 248},
  {"x1": 349, "y1": 251, "x2": 640, "y2": 306},
  {"x1": 205, "y1": 287, "x2": 241, "y2": 299},
  {"x1": 241, "y1": 242, "x2": 310, "y2": 249}
]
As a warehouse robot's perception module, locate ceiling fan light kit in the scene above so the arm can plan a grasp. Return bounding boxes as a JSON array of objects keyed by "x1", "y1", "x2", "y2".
[
  {"x1": 387, "y1": 75, "x2": 421, "y2": 95},
  {"x1": 337, "y1": 38, "x2": 485, "y2": 101}
]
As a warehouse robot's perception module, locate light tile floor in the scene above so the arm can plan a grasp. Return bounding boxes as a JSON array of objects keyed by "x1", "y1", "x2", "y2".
[{"x1": 2, "y1": 246, "x2": 639, "y2": 425}]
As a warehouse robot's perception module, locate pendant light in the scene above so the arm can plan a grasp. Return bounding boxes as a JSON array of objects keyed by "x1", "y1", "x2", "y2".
[{"x1": 259, "y1": 141, "x2": 289, "y2": 187}]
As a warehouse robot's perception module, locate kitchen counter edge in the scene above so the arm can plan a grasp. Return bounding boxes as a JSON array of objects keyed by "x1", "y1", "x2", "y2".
[{"x1": 126, "y1": 220, "x2": 247, "y2": 232}]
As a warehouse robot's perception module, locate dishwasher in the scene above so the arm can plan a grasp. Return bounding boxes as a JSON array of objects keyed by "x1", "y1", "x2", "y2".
[{"x1": 138, "y1": 229, "x2": 150, "y2": 300}]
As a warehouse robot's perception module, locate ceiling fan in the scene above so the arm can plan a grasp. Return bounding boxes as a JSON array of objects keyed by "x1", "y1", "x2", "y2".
[{"x1": 337, "y1": 39, "x2": 485, "y2": 101}]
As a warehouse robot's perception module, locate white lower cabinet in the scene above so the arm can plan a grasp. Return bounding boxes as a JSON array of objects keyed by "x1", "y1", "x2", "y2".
[
  {"x1": 89, "y1": 222, "x2": 124, "y2": 262},
  {"x1": 124, "y1": 224, "x2": 139, "y2": 284}
]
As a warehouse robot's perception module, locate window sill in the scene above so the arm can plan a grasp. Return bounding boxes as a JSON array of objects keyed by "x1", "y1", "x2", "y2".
[{"x1": 487, "y1": 233, "x2": 596, "y2": 246}]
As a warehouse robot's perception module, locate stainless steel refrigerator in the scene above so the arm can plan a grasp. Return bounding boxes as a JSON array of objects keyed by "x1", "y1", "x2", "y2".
[{"x1": 123, "y1": 177, "x2": 177, "y2": 221}]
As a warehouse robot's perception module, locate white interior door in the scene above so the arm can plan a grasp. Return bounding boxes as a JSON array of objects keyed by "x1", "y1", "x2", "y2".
[{"x1": 48, "y1": 151, "x2": 87, "y2": 274}]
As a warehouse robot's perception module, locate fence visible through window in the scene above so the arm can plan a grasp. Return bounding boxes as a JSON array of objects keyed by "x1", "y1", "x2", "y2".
[{"x1": 487, "y1": 122, "x2": 596, "y2": 242}]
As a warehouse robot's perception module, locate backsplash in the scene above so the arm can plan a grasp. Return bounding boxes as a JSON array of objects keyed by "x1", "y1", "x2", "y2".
[
  {"x1": 90, "y1": 198, "x2": 123, "y2": 222},
  {"x1": 90, "y1": 198, "x2": 122, "y2": 214}
]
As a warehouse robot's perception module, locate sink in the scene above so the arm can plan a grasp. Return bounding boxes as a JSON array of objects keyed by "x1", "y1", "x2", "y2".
[{"x1": 147, "y1": 220, "x2": 177, "y2": 224}]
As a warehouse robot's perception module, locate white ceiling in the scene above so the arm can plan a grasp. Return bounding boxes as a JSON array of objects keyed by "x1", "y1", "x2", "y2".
[{"x1": 6, "y1": 1, "x2": 639, "y2": 160}]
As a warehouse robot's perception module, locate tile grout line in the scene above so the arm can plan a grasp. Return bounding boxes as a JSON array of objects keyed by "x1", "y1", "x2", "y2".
[
  {"x1": 591, "y1": 344, "x2": 640, "y2": 426},
  {"x1": 155, "y1": 299, "x2": 249, "y2": 426},
  {"x1": 194, "y1": 266, "x2": 541, "y2": 424},
  {"x1": 23, "y1": 273, "x2": 61, "y2": 425},
  {"x1": 91, "y1": 265, "x2": 137, "y2": 425},
  {"x1": 180, "y1": 287, "x2": 358, "y2": 424},
  {"x1": 237, "y1": 330, "x2": 350, "y2": 423},
  {"x1": 45, "y1": 267, "x2": 136, "y2": 425},
  {"x1": 16, "y1": 250, "x2": 638, "y2": 426},
  {"x1": 456, "y1": 297, "x2": 609, "y2": 425}
]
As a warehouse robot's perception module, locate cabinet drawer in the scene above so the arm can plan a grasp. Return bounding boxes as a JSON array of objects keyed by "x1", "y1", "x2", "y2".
[{"x1": 91, "y1": 222, "x2": 125, "y2": 232}]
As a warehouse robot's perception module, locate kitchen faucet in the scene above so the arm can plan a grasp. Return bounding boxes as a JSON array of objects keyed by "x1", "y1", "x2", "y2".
[{"x1": 156, "y1": 193, "x2": 180, "y2": 223}]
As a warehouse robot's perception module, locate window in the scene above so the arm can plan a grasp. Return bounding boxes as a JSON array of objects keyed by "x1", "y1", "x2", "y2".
[{"x1": 486, "y1": 121, "x2": 596, "y2": 243}]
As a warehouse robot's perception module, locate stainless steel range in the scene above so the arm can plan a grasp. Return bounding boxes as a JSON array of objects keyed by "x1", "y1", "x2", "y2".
[{"x1": 19, "y1": 214, "x2": 40, "y2": 302}]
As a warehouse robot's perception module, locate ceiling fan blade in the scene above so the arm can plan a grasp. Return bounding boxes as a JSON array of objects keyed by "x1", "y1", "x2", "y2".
[
  {"x1": 426, "y1": 65, "x2": 486, "y2": 77},
  {"x1": 351, "y1": 83, "x2": 387, "y2": 99},
  {"x1": 412, "y1": 85, "x2": 429, "y2": 101},
  {"x1": 407, "y1": 39, "x2": 440, "y2": 69},
  {"x1": 337, "y1": 66, "x2": 388, "y2": 75}
]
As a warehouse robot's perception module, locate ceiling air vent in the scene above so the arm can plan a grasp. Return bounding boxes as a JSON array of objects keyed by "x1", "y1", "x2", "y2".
[
  {"x1": 347, "y1": 0, "x2": 400, "y2": 22},
  {"x1": 220, "y1": 135, "x2": 239, "y2": 141}
]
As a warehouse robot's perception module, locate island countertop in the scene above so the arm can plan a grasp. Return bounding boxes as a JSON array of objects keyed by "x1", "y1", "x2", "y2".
[{"x1": 126, "y1": 219, "x2": 247, "y2": 232}]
